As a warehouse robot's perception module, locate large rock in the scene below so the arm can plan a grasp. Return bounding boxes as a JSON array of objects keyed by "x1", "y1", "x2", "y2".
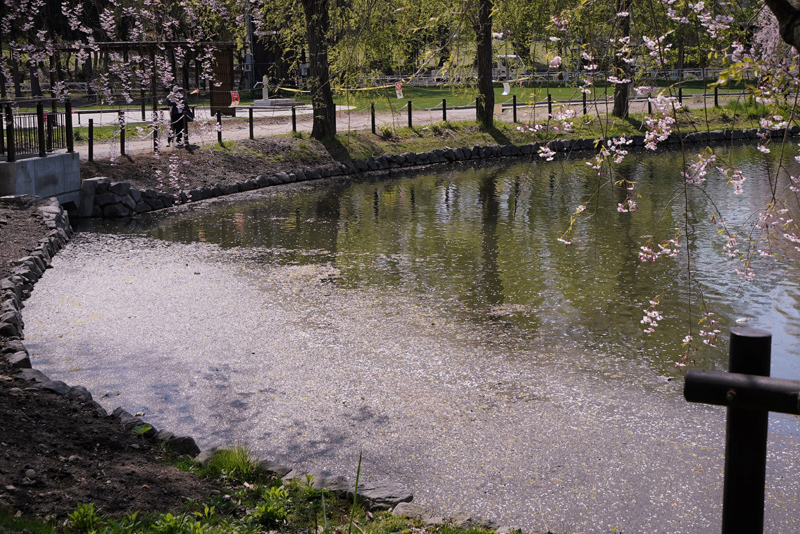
[
  {"x1": 257, "y1": 459, "x2": 292, "y2": 478},
  {"x1": 358, "y1": 480, "x2": 413, "y2": 511},
  {"x1": 392, "y1": 502, "x2": 444, "y2": 526},
  {"x1": 155, "y1": 430, "x2": 201, "y2": 457},
  {"x1": 5, "y1": 351, "x2": 30, "y2": 368},
  {"x1": 103, "y1": 204, "x2": 131, "y2": 218}
]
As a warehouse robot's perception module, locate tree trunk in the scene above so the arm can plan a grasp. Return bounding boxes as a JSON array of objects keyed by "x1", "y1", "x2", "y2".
[
  {"x1": 301, "y1": 0, "x2": 336, "y2": 140},
  {"x1": 612, "y1": 0, "x2": 631, "y2": 118},
  {"x1": 473, "y1": 0, "x2": 494, "y2": 128},
  {"x1": 764, "y1": 0, "x2": 800, "y2": 50}
]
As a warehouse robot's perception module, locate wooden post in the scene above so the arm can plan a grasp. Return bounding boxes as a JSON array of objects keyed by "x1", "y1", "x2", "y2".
[
  {"x1": 0, "y1": 107, "x2": 5, "y2": 156},
  {"x1": 547, "y1": 93, "x2": 552, "y2": 115},
  {"x1": 216, "y1": 110, "x2": 222, "y2": 145},
  {"x1": 5, "y1": 104, "x2": 15, "y2": 162},
  {"x1": 722, "y1": 327, "x2": 771, "y2": 534},
  {"x1": 582, "y1": 92, "x2": 587, "y2": 115},
  {"x1": 87, "y1": 119, "x2": 94, "y2": 161},
  {"x1": 371, "y1": 103, "x2": 375, "y2": 134},
  {"x1": 249, "y1": 107, "x2": 254, "y2": 139},
  {"x1": 37, "y1": 102, "x2": 46, "y2": 157},
  {"x1": 65, "y1": 99, "x2": 74, "y2": 153},
  {"x1": 119, "y1": 111, "x2": 126, "y2": 156},
  {"x1": 512, "y1": 95, "x2": 517, "y2": 123},
  {"x1": 648, "y1": 94, "x2": 652, "y2": 115},
  {"x1": 442, "y1": 98, "x2": 447, "y2": 122},
  {"x1": 715, "y1": 86, "x2": 719, "y2": 108},
  {"x1": 291, "y1": 106, "x2": 297, "y2": 132},
  {"x1": 407, "y1": 100, "x2": 412, "y2": 129},
  {"x1": 141, "y1": 88, "x2": 146, "y2": 121},
  {"x1": 678, "y1": 87, "x2": 683, "y2": 104}
]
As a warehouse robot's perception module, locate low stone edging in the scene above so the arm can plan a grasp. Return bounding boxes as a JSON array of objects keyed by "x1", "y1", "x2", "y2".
[
  {"x1": 80, "y1": 125, "x2": 800, "y2": 219},
  {"x1": 0, "y1": 199, "x2": 517, "y2": 529}
]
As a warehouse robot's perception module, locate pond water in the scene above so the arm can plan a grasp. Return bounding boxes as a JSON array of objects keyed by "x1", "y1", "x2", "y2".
[
  {"x1": 149, "y1": 146, "x2": 800, "y2": 378},
  {"x1": 24, "y1": 145, "x2": 800, "y2": 533}
]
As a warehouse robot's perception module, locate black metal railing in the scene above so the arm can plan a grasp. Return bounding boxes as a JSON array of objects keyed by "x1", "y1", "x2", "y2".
[{"x1": 1, "y1": 99, "x2": 73, "y2": 162}]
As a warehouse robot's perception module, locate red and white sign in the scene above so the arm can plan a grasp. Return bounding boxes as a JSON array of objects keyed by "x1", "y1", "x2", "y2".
[
  {"x1": 395, "y1": 82, "x2": 403, "y2": 99},
  {"x1": 230, "y1": 91, "x2": 240, "y2": 107}
]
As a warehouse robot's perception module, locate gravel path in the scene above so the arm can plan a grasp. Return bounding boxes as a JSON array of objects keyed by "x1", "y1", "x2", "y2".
[{"x1": 22, "y1": 216, "x2": 799, "y2": 533}]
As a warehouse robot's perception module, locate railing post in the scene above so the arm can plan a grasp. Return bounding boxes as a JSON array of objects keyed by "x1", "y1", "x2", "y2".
[
  {"x1": 714, "y1": 86, "x2": 719, "y2": 108},
  {"x1": 407, "y1": 100, "x2": 412, "y2": 129},
  {"x1": 442, "y1": 98, "x2": 447, "y2": 122},
  {"x1": 371, "y1": 103, "x2": 376, "y2": 134},
  {"x1": 216, "y1": 110, "x2": 222, "y2": 145},
  {"x1": 678, "y1": 87, "x2": 683, "y2": 105},
  {"x1": 4, "y1": 105, "x2": 14, "y2": 162},
  {"x1": 248, "y1": 107, "x2": 254, "y2": 139},
  {"x1": 648, "y1": 94, "x2": 652, "y2": 115},
  {"x1": 582, "y1": 92, "x2": 587, "y2": 116},
  {"x1": 291, "y1": 106, "x2": 297, "y2": 132},
  {"x1": 37, "y1": 102, "x2": 46, "y2": 157},
  {"x1": 512, "y1": 95, "x2": 517, "y2": 123},
  {"x1": 547, "y1": 93, "x2": 552, "y2": 115},
  {"x1": 65, "y1": 99, "x2": 74, "y2": 153},
  {"x1": 722, "y1": 327, "x2": 772, "y2": 534},
  {"x1": 141, "y1": 88, "x2": 146, "y2": 121},
  {"x1": 153, "y1": 114, "x2": 159, "y2": 154},
  {"x1": 46, "y1": 109, "x2": 54, "y2": 153},
  {"x1": 88, "y1": 118, "x2": 94, "y2": 162},
  {"x1": 119, "y1": 111, "x2": 126, "y2": 156},
  {"x1": 0, "y1": 107, "x2": 5, "y2": 156}
]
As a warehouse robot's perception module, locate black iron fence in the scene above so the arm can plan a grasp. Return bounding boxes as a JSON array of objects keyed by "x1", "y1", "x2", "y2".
[{"x1": 1, "y1": 99, "x2": 74, "y2": 162}]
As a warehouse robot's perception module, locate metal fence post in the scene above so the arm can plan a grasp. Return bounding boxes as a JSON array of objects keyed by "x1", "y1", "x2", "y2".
[
  {"x1": 371, "y1": 103, "x2": 376, "y2": 134},
  {"x1": 291, "y1": 106, "x2": 297, "y2": 132},
  {"x1": 648, "y1": 94, "x2": 652, "y2": 115},
  {"x1": 37, "y1": 102, "x2": 46, "y2": 157},
  {"x1": 582, "y1": 92, "x2": 587, "y2": 116},
  {"x1": 715, "y1": 86, "x2": 719, "y2": 108},
  {"x1": 153, "y1": 112, "x2": 159, "y2": 154},
  {"x1": 4, "y1": 105, "x2": 14, "y2": 162},
  {"x1": 407, "y1": 100, "x2": 412, "y2": 129},
  {"x1": 0, "y1": 107, "x2": 5, "y2": 156},
  {"x1": 88, "y1": 119, "x2": 94, "y2": 162},
  {"x1": 512, "y1": 95, "x2": 517, "y2": 123},
  {"x1": 678, "y1": 87, "x2": 683, "y2": 104},
  {"x1": 119, "y1": 111, "x2": 126, "y2": 156},
  {"x1": 722, "y1": 327, "x2": 771, "y2": 534},
  {"x1": 442, "y1": 98, "x2": 447, "y2": 122},
  {"x1": 248, "y1": 107, "x2": 254, "y2": 139},
  {"x1": 65, "y1": 100, "x2": 74, "y2": 153},
  {"x1": 216, "y1": 110, "x2": 222, "y2": 145},
  {"x1": 547, "y1": 93, "x2": 552, "y2": 116}
]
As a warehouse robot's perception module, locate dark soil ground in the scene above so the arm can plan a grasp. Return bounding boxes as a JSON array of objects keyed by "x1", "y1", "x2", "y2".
[{"x1": 79, "y1": 137, "x2": 341, "y2": 191}]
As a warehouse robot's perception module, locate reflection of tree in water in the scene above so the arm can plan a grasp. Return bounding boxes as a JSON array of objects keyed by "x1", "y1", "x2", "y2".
[{"x1": 475, "y1": 170, "x2": 504, "y2": 307}]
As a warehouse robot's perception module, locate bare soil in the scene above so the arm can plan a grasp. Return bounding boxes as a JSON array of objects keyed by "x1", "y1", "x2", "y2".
[{"x1": 79, "y1": 137, "x2": 342, "y2": 191}]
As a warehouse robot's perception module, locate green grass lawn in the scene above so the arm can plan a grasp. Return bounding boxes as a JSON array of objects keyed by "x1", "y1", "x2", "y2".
[{"x1": 43, "y1": 78, "x2": 746, "y2": 115}]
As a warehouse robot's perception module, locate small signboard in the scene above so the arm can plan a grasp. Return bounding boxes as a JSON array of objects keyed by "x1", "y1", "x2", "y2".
[
  {"x1": 230, "y1": 91, "x2": 240, "y2": 107},
  {"x1": 395, "y1": 82, "x2": 403, "y2": 99}
]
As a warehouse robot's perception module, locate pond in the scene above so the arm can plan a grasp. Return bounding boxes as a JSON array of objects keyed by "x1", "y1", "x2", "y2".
[{"x1": 25, "y1": 145, "x2": 800, "y2": 533}]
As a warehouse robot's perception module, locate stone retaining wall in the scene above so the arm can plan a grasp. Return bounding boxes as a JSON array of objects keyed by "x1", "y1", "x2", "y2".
[{"x1": 80, "y1": 127, "x2": 800, "y2": 219}]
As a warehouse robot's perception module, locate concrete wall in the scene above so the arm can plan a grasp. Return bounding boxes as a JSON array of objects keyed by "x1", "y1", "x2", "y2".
[{"x1": 0, "y1": 152, "x2": 81, "y2": 207}]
